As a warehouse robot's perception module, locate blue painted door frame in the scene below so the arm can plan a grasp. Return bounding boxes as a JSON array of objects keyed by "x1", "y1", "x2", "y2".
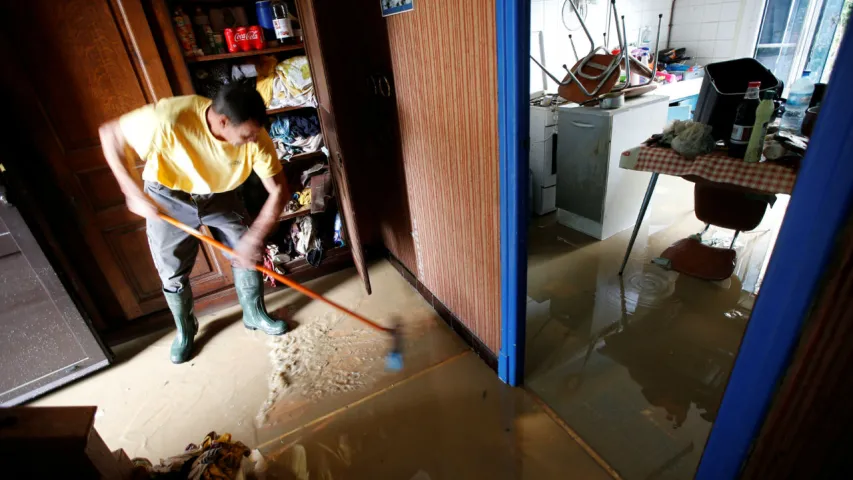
[
  {"x1": 495, "y1": 0, "x2": 853, "y2": 475},
  {"x1": 497, "y1": 0, "x2": 529, "y2": 387}
]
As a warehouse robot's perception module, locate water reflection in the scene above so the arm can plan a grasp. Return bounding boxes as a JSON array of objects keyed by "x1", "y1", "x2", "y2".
[{"x1": 526, "y1": 178, "x2": 781, "y2": 479}]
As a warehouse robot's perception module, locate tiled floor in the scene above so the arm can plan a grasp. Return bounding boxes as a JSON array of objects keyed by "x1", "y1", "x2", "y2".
[
  {"x1": 526, "y1": 175, "x2": 789, "y2": 480},
  {"x1": 34, "y1": 259, "x2": 612, "y2": 479},
  {"x1": 262, "y1": 352, "x2": 612, "y2": 480}
]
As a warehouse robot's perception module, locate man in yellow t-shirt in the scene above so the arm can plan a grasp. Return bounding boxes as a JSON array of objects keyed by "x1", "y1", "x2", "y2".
[{"x1": 99, "y1": 83, "x2": 289, "y2": 364}]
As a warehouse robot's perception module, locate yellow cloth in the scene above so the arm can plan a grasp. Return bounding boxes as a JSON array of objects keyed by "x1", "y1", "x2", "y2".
[
  {"x1": 271, "y1": 56, "x2": 315, "y2": 107},
  {"x1": 136, "y1": 431, "x2": 251, "y2": 480},
  {"x1": 252, "y1": 55, "x2": 278, "y2": 106},
  {"x1": 119, "y1": 95, "x2": 281, "y2": 194},
  {"x1": 296, "y1": 188, "x2": 311, "y2": 206}
]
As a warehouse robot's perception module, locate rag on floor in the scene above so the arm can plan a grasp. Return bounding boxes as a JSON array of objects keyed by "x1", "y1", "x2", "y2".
[
  {"x1": 270, "y1": 55, "x2": 317, "y2": 109},
  {"x1": 133, "y1": 431, "x2": 263, "y2": 480},
  {"x1": 270, "y1": 112, "x2": 323, "y2": 160}
]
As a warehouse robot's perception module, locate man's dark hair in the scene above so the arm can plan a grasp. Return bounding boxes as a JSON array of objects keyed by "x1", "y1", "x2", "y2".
[{"x1": 211, "y1": 82, "x2": 267, "y2": 126}]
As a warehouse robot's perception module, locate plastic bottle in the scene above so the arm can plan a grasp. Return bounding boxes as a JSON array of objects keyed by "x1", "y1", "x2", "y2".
[
  {"x1": 173, "y1": 7, "x2": 202, "y2": 57},
  {"x1": 729, "y1": 81, "x2": 761, "y2": 158},
  {"x1": 638, "y1": 26, "x2": 652, "y2": 49},
  {"x1": 272, "y1": 1, "x2": 293, "y2": 41},
  {"x1": 780, "y1": 71, "x2": 815, "y2": 133},
  {"x1": 744, "y1": 90, "x2": 776, "y2": 163},
  {"x1": 192, "y1": 7, "x2": 216, "y2": 55}
]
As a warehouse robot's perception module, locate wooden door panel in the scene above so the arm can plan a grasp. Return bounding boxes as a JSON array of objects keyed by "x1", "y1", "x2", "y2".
[
  {"x1": 103, "y1": 222, "x2": 225, "y2": 314},
  {"x1": 17, "y1": 1, "x2": 150, "y2": 150},
  {"x1": 316, "y1": 106, "x2": 372, "y2": 294},
  {"x1": 1, "y1": 0, "x2": 232, "y2": 323},
  {"x1": 76, "y1": 167, "x2": 133, "y2": 212},
  {"x1": 297, "y1": 0, "x2": 417, "y2": 294},
  {"x1": 104, "y1": 223, "x2": 163, "y2": 304}
]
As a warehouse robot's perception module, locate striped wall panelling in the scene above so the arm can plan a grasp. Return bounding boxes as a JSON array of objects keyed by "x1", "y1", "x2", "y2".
[{"x1": 385, "y1": 0, "x2": 502, "y2": 352}]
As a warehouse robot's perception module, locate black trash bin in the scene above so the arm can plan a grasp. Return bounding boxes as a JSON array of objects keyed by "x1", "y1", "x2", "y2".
[{"x1": 694, "y1": 58, "x2": 783, "y2": 142}]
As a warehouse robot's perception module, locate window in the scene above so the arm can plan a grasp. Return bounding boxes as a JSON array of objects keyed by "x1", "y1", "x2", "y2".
[{"x1": 754, "y1": 0, "x2": 850, "y2": 90}]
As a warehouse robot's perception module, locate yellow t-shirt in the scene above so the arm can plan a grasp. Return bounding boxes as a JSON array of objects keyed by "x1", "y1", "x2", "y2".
[{"x1": 118, "y1": 95, "x2": 281, "y2": 194}]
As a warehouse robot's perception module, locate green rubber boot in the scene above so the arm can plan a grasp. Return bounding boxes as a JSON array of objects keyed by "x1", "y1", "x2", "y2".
[
  {"x1": 164, "y1": 287, "x2": 198, "y2": 364},
  {"x1": 233, "y1": 267, "x2": 287, "y2": 335}
]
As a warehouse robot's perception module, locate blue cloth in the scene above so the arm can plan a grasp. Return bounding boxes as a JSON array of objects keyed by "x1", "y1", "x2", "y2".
[{"x1": 269, "y1": 112, "x2": 321, "y2": 144}]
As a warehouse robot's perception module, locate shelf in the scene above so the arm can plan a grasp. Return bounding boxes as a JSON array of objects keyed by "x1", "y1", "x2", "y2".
[
  {"x1": 281, "y1": 150, "x2": 326, "y2": 165},
  {"x1": 262, "y1": 246, "x2": 353, "y2": 290},
  {"x1": 185, "y1": 43, "x2": 304, "y2": 63},
  {"x1": 267, "y1": 105, "x2": 314, "y2": 116},
  {"x1": 283, "y1": 246, "x2": 351, "y2": 274},
  {"x1": 279, "y1": 204, "x2": 310, "y2": 222}
]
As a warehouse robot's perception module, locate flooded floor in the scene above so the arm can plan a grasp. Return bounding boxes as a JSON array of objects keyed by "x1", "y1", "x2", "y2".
[
  {"x1": 262, "y1": 352, "x2": 612, "y2": 479},
  {"x1": 34, "y1": 259, "x2": 611, "y2": 479},
  {"x1": 526, "y1": 175, "x2": 788, "y2": 480}
]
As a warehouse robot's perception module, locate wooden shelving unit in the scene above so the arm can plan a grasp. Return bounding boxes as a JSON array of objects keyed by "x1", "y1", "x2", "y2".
[
  {"x1": 283, "y1": 150, "x2": 325, "y2": 165},
  {"x1": 155, "y1": 1, "x2": 347, "y2": 287},
  {"x1": 282, "y1": 246, "x2": 351, "y2": 276},
  {"x1": 279, "y1": 204, "x2": 310, "y2": 221},
  {"x1": 185, "y1": 43, "x2": 304, "y2": 63},
  {"x1": 267, "y1": 105, "x2": 313, "y2": 115}
]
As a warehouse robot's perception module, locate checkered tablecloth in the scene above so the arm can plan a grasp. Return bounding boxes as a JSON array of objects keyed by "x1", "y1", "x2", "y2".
[{"x1": 620, "y1": 146, "x2": 797, "y2": 194}]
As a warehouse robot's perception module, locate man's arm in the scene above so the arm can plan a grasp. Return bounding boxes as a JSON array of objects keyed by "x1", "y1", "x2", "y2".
[
  {"x1": 233, "y1": 171, "x2": 288, "y2": 267},
  {"x1": 98, "y1": 120, "x2": 159, "y2": 219}
]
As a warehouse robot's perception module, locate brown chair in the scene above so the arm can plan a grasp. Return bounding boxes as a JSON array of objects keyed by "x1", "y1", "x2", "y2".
[
  {"x1": 657, "y1": 182, "x2": 769, "y2": 281},
  {"x1": 693, "y1": 181, "x2": 768, "y2": 248}
]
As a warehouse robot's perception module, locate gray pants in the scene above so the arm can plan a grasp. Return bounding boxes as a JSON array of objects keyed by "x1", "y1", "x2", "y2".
[{"x1": 145, "y1": 181, "x2": 248, "y2": 293}]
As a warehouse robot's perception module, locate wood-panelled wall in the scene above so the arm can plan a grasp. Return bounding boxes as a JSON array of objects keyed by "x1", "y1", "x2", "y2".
[{"x1": 385, "y1": 0, "x2": 501, "y2": 352}]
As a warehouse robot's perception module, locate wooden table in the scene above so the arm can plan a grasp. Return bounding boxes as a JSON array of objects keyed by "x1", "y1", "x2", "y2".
[{"x1": 616, "y1": 145, "x2": 798, "y2": 274}]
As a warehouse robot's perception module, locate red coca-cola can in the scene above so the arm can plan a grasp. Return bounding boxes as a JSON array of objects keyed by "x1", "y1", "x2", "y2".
[
  {"x1": 234, "y1": 26, "x2": 250, "y2": 52},
  {"x1": 247, "y1": 26, "x2": 265, "y2": 50},
  {"x1": 223, "y1": 28, "x2": 239, "y2": 53}
]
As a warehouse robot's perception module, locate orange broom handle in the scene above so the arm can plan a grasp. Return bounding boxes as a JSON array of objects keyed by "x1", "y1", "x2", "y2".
[{"x1": 157, "y1": 213, "x2": 393, "y2": 334}]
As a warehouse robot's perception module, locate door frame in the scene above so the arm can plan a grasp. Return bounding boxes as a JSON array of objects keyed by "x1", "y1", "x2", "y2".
[
  {"x1": 496, "y1": 0, "x2": 529, "y2": 386},
  {"x1": 495, "y1": 0, "x2": 853, "y2": 474}
]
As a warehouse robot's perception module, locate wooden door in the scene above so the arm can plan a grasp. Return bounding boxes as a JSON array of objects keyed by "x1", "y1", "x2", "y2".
[
  {"x1": 0, "y1": 177, "x2": 110, "y2": 406},
  {"x1": 0, "y1": 0, "x2": 233, "y2": 324},
  {"x1": 297, "y1": 0, "x2": 396, "y2": 294}
]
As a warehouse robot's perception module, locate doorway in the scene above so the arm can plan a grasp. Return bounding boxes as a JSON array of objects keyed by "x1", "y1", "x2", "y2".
[{"x1": 497, "y1": 0, "x2": 853, "y2": 477}]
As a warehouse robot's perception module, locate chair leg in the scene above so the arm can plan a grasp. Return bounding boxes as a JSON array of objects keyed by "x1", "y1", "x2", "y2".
[
  {"x1": 697, "y1": 224, "x2": 710, "y2": 240},
  {"x1": 730, "y1": 230, "x2": 740, "y2": 249}
]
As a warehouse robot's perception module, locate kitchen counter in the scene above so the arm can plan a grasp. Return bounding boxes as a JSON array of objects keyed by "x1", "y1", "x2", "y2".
[{"x1": 655, "y1": 78, "x2": 703, "y2": 103}]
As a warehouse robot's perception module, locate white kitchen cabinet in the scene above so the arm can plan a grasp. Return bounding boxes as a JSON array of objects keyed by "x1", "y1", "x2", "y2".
[{"x1": 555, "y1": 95, "x2": 669, "y2": 240}]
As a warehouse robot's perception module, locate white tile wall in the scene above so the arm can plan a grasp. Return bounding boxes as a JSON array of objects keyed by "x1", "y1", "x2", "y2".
[
  {"x1": 717, "y1": 21, "x2": 737, "y2": 39},
  {"x1": 720, "y1": 2, "x2": 741, "y2": 21},
  {"x1": 667, "y1": 0, "x2": 755, "y2": 65}
]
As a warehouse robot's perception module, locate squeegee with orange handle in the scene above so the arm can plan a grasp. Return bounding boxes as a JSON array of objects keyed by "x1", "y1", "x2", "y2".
[{"x1": 157, "y1": 213, "x2": 404, "y2": 371}]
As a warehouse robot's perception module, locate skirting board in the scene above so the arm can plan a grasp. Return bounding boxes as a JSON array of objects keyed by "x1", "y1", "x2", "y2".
[
  {"x1": 385, "y1": 252, "x2": 499, "y2": 372},
  {"x1": 557, "y1": 208, "x2": 603, "y2": 239}
]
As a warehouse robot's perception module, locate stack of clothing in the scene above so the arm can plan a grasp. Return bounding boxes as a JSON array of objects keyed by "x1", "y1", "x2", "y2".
[
  {"x1": 270, "y1": 55, "x2": 317, "y2": 109},
  {"x1": 269, "y1": 111, "x2": 323, "y2": 160}
]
